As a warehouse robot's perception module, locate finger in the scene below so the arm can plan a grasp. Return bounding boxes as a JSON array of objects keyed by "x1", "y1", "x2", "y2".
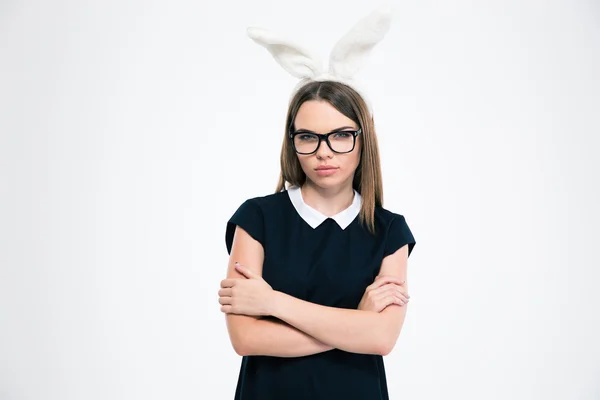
[
  {"x1": 384, "y1": 295, "x2": 402, "y2": 307},
  {"x1": 234, "y1": 262, "x2": 258, "y2": 279},
  {"x1": 381, "y1": 297, "x2": 405, "y2": 309},
  {"x1": 377, "y1": 275, "x2": 406, "y2": 285},
  {"x1": 367, "y1": 277, "x2": 401, "y2": 292},
  {"x1": 396, "y1": 292, "x2": 409, "y2": 303},
  {"x1": 370, "y1": 276, "x2": 405, "y2": 291},
  {"x1": 373, "y1": 291, "x2": 395, "y2": 304},
  {"x1": 371, "y1": 283, "x2": 402, "y2": 296},
  {"x1": 381, "y1": 284, "x2": 409, "y2": 302},
  {"x1": 393, "y1": 297, "x2": 406, "y2": 307},
  {"x1": 218, "y1": 288, "x2": 233, "y2": 297},
  {"x1": 390, "y1": 284, "x2": 410, "y2": 299},
  {"x1": 376, "y1": 275, "x2": 406, "y2": 285},
  {"x1": 220, "y1": 305, "x2": 233, "y2": 313},
  {"x1": 375, "y1": 290, "x2": 406, "y2": 305},
  {"x1": 220, "y1": 279, "x2": 237, "y2": 288},
  {"x1": 396, "y1": 295, "x2": 408, "y2": 304},
  {"x1": 371, "y1": 283, "x2": 400, "y2": 294},
  {"x1": 396, "y1": 287, "x2": 410, "y2": 301},
  {"x1": 388, "y1": 295, "x2": 407, "y2": 307},
  {"x1": 218, "y1": 296, "x2": 232, "y2": 305}
]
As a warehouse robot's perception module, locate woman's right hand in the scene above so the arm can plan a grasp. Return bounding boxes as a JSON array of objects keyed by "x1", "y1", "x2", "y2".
[{"x1": 358, "y1": 275, "x2": 410, "y2": 313}]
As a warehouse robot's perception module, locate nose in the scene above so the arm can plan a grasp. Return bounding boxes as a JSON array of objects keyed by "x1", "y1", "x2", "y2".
[{"x1": 315, "y1": 138, "x2": 333, "y2": 159}]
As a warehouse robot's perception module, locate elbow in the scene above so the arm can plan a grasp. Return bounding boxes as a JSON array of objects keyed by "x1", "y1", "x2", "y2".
[
  {"x1": 376, "y1": 340, "x2": 395, "y2": 356},
  {"x1": 374, "y1": 312, "x2": 405, "y2": 355},
  {"x1": 230, "y1": 331, "x2": 255, "y2": 356},
  {"x1": 232, "y1": 340, "x2": 250, "y2": 356},
  {"x1": 226, "y1": 315, "x2": 258, "y2": 356},
  {"x1": 374, "y1": 331, "x2": 400, "y2": 356}
]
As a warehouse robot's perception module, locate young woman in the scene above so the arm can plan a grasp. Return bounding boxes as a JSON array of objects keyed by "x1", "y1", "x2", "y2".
[{"x1": 218, "y1": 80, "x2": 416, "y2": 400}]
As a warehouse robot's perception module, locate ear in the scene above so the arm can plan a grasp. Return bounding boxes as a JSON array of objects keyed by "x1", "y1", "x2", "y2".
[
  {"x1": 247, "y1": 27, "x2": 324, "y2": 79},
  {"x1": 328, "y1": 6, "x2": 393, "y2": 80}
]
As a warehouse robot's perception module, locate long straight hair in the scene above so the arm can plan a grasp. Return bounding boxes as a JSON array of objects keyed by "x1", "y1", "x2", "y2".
[{"x1": 275, "y1": 81, "x2": 384, "y2": 235}]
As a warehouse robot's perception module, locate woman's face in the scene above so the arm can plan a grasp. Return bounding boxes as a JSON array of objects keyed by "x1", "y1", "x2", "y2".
[{"x1": 292, "y1": 100, "x2": 361, "y2": 190}]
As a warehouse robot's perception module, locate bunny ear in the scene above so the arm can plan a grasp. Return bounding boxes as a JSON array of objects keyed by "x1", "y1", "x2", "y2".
[
  {"x1": 328, "y1": 6, "x2": 393, "y2": 79},
  {"x1": 247, "y1": 27, "x2": 324, "y2": 79}
]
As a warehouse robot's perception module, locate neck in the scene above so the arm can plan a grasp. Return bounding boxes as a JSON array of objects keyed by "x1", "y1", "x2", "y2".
[{"x1": 301, "y1": 180, "x2": 355, "y2": 217}]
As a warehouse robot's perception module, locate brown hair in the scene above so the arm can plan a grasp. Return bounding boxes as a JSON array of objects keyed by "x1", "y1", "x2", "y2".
[{"x1": 275, "y1": 80, "x2": 384, "y2": 235}]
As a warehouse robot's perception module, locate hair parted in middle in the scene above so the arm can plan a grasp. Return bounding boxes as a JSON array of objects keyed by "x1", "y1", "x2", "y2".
[{"x1": 275, "y1": 80, "x2": 384, "y2": 235}]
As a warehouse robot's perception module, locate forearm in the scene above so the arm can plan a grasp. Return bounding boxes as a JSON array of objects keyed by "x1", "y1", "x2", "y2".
[
  {"x1": 229, "y1": 315, "x2": 334, "y2": 357},
  {"x1": 270, "y1": 291, "x2": 387, "y2": 355}
]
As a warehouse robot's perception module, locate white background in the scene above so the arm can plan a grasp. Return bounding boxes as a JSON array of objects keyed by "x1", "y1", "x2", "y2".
[{"x1": 1, "y1": 0, "x2": 599, "y2": 399}]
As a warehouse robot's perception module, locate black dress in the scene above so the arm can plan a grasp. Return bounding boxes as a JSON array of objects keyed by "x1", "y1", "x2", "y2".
[{"x1": 224, "y1": 185, "x2": 416, "y2": 400}]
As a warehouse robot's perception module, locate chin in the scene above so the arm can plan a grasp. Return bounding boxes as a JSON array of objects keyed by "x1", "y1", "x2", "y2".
[{"x1": 308, "y1": 173, "x2": 350, "y2": 188}]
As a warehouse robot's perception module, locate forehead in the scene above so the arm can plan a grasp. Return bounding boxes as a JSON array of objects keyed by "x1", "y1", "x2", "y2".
[{"x1": 293, "y1": 100, "x2": 357, "y2": 131}]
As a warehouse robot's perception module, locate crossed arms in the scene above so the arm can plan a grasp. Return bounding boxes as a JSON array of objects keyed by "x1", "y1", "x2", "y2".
[{"x1": 221, "y1": 226, "x2": 410, "y2": 357}]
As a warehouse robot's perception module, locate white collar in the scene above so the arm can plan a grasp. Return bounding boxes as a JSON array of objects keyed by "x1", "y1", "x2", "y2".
[{"x1": 287, "y1": 185, "x2": 361, "y2": 230}]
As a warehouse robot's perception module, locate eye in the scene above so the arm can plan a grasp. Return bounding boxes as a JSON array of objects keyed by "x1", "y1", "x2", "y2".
[
  {"x1": 297, "y1": 133, "x2": 317, "y2": 141},
  {"x1": 333, "y1": 131, "x2": 353, "y2": 138}
]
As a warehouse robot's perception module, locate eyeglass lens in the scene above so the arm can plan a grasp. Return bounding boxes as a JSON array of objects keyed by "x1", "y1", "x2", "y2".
[{"x1": 293, "y1": 132, "x2": 355, "y2": 154}]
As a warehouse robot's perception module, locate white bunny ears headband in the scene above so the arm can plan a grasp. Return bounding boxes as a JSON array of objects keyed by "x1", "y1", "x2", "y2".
[{"x1": 246, "y1": 5, "x2": 393, "y2": 116}]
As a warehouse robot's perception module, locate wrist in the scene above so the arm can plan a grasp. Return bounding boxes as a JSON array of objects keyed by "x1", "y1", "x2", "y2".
[{"x1": 268, "y1": 290, "x2": 284, "y2": 318}]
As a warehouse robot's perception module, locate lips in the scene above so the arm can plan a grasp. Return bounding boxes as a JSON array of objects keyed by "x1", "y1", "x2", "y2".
[{"x1": 315, "y1": 166, "x2": 338, "y2": 170}]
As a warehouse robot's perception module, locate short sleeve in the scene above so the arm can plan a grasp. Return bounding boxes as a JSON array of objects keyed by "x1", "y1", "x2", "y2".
[
  {"x1": 225, "y1": 199, "x2": 265, "y2": 255},
  {"x1": 383, "y1": 214, "x2": 416, "y2": 258}
]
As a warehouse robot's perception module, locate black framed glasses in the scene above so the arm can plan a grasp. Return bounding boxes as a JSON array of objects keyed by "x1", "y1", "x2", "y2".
[{"x1": 289, "y1": 128, "x2": 362, "y2": 155}]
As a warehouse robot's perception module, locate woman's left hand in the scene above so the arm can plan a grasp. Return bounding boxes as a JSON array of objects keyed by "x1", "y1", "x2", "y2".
[{"x1": 219, "y1": 262, "x2": 274, "y2": 316}]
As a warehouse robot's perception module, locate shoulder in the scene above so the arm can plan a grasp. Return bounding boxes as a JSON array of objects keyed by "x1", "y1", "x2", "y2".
[
  {"x1": 374, "y1": 205, "x2": 407, "y2": 228},
  {"x1": 225, "y1": 191, "x2": 288, "y2": 254},
  {"x1": 375, "y1": 206, "x2": 416, "y2": 257},
  {"x1": 239, "y1": 190, "x2": 288, "y2": 212},
  {"x1": 229, "y1": 190, "x2": 290, "y2": 224}
]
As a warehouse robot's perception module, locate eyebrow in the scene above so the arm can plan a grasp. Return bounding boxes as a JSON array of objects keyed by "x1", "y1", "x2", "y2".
[{"x1": 292, "y1": 126, "x2": 357, "y2": 134}]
